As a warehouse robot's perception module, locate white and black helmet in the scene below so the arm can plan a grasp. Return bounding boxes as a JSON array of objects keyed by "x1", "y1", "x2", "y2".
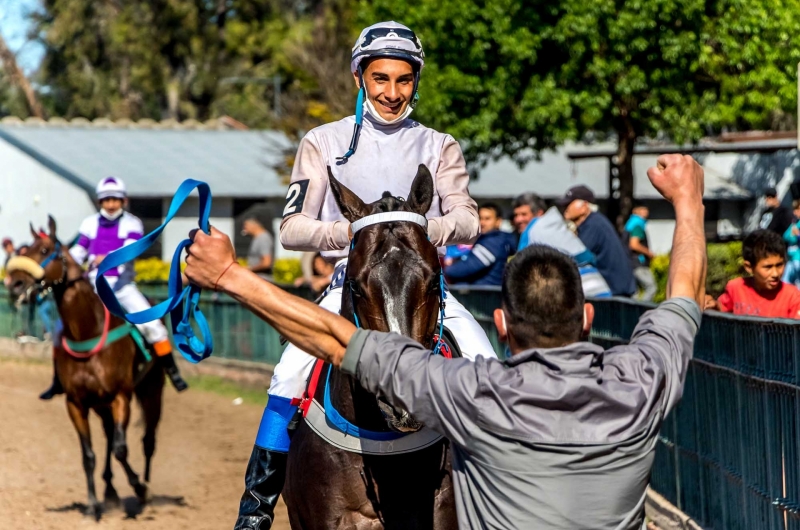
[
  {"x1": 350, "y1": 21, "x2": 425, "y2": 75},
  {"x1": 96, "y1": 176, "x2": 127, "y2": 200}
]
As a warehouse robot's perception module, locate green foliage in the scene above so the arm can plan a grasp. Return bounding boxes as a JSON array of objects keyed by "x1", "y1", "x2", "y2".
[{"x1": 651, "y1": 241, "x2": 743, "y2": 302}]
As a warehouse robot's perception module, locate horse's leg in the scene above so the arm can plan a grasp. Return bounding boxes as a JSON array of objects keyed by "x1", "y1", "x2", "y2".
[
  {"x1": 99, "y1": 408, "x2": 120, "y2": 506},
  {"x1": 135, "y1": 366, "x2": 163, "y2": 483},
  {"x1": 65, "y1": 399, "x2": 103, "y2": 520},
  {"x1": 109, "y1": 392, "x2": 148, "y2": 503}
]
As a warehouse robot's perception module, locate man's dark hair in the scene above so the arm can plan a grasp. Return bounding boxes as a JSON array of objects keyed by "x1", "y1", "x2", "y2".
[
  {"x1": 502, "y1": 245, "x2": 584, "y2": 349},
  {"x1": 742, "y1": 229, "x2": 786, "y2": 265},
  {"x1": 479, "y1": 202, "x2": 502, "y2": 218},
  {"x1": 512, "y1": 193, "x2": 546, "y2": 215}
]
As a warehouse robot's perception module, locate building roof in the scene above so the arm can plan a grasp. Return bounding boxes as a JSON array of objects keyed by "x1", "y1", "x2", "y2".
[
  {"x1": 0, "y1": 117, "x2": 292, "y2": 198},
  {"x1": 469, "y1": 141, "x2": 753, "y2": 200}
]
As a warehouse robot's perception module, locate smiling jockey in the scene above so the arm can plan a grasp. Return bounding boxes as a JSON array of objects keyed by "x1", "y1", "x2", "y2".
[
  {"x1": 234, "y1": 21, "x2": 497, "y2": 530},
  {"x1": 38, "y1": 176, "x2": 188, "y2": 400}
]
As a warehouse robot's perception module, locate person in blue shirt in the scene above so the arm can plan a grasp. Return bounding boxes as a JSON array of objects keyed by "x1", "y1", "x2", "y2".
[
  {"x1": 513, "y1": 192, "x2": 612, "y2": 298},
  {"x1": 444, "y1": 203, "x2": 516, "y2": 285},
  {"x1": 624, "y1": 205, "x2": 657, "y2": 301},
  {"x1": 560, "y1": 185, "x2": 636, "y2": 297},
  {"x1": 783, "y1": 199, "x2": 800, "y2": 286}
]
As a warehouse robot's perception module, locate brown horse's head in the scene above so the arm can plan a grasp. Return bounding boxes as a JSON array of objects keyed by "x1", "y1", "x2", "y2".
[
  {"x1": 7, "y1": 216, "x2": 70, "y2": 304},
  {"x1": 329, "y1": 164, "x2": 441, "y2": 433}
]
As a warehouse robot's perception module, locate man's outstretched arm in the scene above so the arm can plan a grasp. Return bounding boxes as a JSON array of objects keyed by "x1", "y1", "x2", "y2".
[
  {"x1": 185, "y1": 230, "x2": 355, "y2": 367},
  {"x1": 646, "y1": 154, "x2": 707, "y2": 307}
]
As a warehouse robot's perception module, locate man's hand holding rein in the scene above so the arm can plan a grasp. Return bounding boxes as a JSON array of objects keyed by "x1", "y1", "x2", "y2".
[{"x1": 184, "y1": 227, "x2": 355, "y2": 368}]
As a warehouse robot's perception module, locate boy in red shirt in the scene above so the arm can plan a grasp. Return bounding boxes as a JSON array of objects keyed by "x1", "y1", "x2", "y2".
[{"x1": 706, "y1": 230, "x2": 800, "y2": 318}]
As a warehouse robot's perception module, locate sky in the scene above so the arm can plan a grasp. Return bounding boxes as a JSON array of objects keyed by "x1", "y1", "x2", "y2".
[{"x1": 0, "y1": 0, "x2": 45, "y2": 75}]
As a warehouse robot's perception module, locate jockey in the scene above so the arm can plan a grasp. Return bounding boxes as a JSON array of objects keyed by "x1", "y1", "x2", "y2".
[
  {"x1": 235, "y1": 21, "x2": 497, "y2": 530},
  {"x1": 38, "y1": 176, "x2": 188, "y2": 400}
]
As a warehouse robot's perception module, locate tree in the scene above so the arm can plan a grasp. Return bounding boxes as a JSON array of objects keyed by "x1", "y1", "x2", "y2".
[
  {"x1": 0, "y1": 32, "x2": 45, "y2": 118},
  {"x1": 360, "y1": 0, "x2": 800, "y2": 227}
]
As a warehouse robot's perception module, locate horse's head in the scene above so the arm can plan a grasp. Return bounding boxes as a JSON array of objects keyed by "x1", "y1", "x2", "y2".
[
  {"x1": 7, "y1": 216, "x2": 71, "y2": 305},
  {"x1": 329, "y1": 164, "x2": 441, "y2": 433}
]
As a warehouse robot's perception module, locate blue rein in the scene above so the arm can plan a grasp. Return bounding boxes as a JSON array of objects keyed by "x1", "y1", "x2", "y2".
[{"x1": 96, "y1": 179, "x2": 214, "y2": 363}]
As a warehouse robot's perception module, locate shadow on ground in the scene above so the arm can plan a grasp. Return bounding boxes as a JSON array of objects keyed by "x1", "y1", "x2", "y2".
[{"x1": 47, "y1": 495, "x2": 188, "y2": 519}]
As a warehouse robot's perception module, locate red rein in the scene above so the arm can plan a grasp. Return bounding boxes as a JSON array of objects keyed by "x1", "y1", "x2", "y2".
[{"x1": 60, "y1": 306, "x2": 112, "y2": 359}]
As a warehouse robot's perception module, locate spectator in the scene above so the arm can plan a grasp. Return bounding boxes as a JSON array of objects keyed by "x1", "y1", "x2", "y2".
[
  {"x1": 512, "y1": 193, "x2": 546, "y2": 237},
  {"x1": 3, "y1": 238, "x2": 14, "y2": 269},
  {"x1": 706, "y1": 230, "x2": 800, "y2": 318},
  {"x1": 513, "y1": 193, "x2": 611, "y2": 298},
  {"x1": 444, "y1": 203, "x2": 516, "y2": 286},
  {"x1": 759, "y1": 187, "x2": 793, "y2": 236},
  {"x1": 783, "y1": 200, "x2": 800, "y2": 286},
  {"x1": 624, "y1": 205, "x2": 657, "y2": 301},
  {"x1": 294, "y1": 253, "x2": 336, "y2": 294},
  {"x1": 242, "y1": 217, "x2": 274, "y2": 280},
  {"x1": 560, "y1": 186, "x2": 636, "y2": 297}
]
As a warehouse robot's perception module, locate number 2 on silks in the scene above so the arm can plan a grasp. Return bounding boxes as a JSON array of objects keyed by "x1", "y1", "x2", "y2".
[{"x1": 283, "y1": 180, "x2": 309, "y2": 217}]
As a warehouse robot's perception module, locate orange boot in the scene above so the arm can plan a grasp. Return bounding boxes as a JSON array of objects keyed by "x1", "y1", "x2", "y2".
[{"x1": 154, "y1": 340, "x2": 188, "y2": 392}]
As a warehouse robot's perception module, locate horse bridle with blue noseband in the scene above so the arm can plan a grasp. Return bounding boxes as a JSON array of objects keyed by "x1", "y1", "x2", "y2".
[
  {"x1": 32, "y1": 242, "x2": 72, "y2": 302},
  {"x1": 346, "y1": 211, "x2": 448, "y2": 356}
]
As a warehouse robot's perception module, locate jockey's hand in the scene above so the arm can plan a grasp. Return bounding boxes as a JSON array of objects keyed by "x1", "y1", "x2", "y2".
[
  {"x1": 647, "y1": 154, "x2": 704, "y2": 207},
  {"x1": 93, "y1": 254, "x2": 106, "y2": 266},
  {"x1": 185, "y1": 226, "x2": 239, "y2": 290}
]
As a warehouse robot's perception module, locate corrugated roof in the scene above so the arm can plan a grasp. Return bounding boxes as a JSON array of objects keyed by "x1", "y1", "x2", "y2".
[{"x1": 0, "y1": 124, "x2": 292, "y2": 198}]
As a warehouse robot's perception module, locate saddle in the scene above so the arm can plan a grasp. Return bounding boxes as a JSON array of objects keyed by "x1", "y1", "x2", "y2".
[{"x1": 291, "y1": 326, "x2": 461, "y2": 455}]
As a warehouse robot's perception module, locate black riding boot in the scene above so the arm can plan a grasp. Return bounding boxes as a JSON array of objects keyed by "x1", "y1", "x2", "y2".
[
  {"x1": 233, "y1": 445, "x2": 287, "y2": 530},
  {"x1": 39, "y1": 362, "x2": 64, "y2": 400},
  {"x1": 157, "y1": 352, "x2": 189, "y2": 392}
]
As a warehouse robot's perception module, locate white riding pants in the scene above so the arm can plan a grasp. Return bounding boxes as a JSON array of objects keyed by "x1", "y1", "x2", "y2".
[
  {"x1": 91, "y1": 277, "x2": 169, "y2": 344},
  {"x1": 268, "y1": 286, "x2": 497, "y2": 399}
]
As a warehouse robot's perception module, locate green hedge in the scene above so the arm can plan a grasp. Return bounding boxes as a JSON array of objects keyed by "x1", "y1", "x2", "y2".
[{"x1": 651, "y1": 241, "x2": 743, "y2": 302}]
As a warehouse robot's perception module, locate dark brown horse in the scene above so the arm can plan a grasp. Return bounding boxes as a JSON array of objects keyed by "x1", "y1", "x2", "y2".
[
  {"x1": 7, "y1": 217, "x2": 164, "y2": 520},
  {"x1": 282, "y1": 166, "x2": 457, "y2": 529}
]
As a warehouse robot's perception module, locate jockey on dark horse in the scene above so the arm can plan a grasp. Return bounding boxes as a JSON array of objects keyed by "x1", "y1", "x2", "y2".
[
  {"x1": 235, "y1": 21, "x2": 497, "y2": 530},
  {"x1": 39, "y1": 176, "x2": 188, "y2": 399}
]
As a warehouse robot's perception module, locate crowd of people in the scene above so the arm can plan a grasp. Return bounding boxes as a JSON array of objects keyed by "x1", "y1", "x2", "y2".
[{"x1": 442, "y1": 186, "x2": 656, "y2": 301}]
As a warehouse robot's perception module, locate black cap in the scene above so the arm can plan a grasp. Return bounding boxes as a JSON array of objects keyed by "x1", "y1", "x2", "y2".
[
  {"x1": 764, "y1": 187, "x2": 778, "y2": 198},
  {"x1": 557, "y1": 185, "x2": 596, "y2": 207}
]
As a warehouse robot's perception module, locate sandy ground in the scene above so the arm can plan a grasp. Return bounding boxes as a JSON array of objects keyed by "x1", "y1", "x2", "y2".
[{"x1": 0, "y1": 357, "x2": 290, "y2": 529}]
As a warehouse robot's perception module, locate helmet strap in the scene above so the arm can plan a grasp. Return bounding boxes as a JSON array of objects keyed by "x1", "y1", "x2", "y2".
[{"x1": 336, "y1": 67, "x2": 365, "y2": 163}]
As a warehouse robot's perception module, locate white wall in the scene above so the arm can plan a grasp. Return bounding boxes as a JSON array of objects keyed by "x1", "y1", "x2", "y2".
[
  {"x1": 0, "y1": 140, "x2": 96, "y2": 246},
  {"x1": 161, "y1": 197, "x2": 234, "y2": 262},
  {"x1": 647, "y1": 220, "x2": 676, "y2": 256}
]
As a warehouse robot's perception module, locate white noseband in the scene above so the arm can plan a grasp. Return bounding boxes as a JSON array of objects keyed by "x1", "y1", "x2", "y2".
[{"x1": 350, "y1": 212, "x2": 428, "y2": 234}]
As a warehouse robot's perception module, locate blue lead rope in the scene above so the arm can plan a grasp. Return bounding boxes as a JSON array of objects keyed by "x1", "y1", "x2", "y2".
[{"x1": 96, "y1": 179, "x2": 214, "y2": 363}]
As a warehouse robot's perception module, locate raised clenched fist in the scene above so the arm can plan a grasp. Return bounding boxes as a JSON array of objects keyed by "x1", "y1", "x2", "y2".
[{"x1": 646, "y1": 154, "x2": 704, "y2": 207}]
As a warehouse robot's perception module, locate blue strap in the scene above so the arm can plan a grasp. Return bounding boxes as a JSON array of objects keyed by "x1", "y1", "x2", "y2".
[
  {"x1": 40, "y1": 243, "x2": 61, "y2": 268},
  {"x1": 337, "y1": 70, "x2": 366, "y2": 162},
  {"x1": 255, "y1": 396, "x2": 296, "y2": 452},
  {"x1": 96, "y1": 179, "x2": 214, "y2": 363},
  {"x1": 323, "y1": 368, "x2": 405, "y2": 441}
]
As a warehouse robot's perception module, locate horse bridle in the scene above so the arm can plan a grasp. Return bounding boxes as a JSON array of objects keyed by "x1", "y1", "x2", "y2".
[
  {"x1": 347, "y1": 211, "x2": 448, "y2": 355},
  {"x1": 29, "y1": 242, "x2": 73, "y2": 302}
]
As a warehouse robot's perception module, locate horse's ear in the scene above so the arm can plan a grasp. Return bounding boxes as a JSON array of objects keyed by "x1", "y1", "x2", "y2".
[
  {"x1": 404, "y1": 164, "x2": 434, "y2": 216},
  {"x1": 47, "y1": 215, "x2": 57, "y2": 241},
  {"x1": 30, "y1": 223, "x2": 39, "y2": 240},
  {"x1": 328, "y1": 166, "x2": 370, "y2": 222}
]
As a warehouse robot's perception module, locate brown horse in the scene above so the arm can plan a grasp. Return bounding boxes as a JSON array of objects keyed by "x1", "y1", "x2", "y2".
[
  {"x1": 7, "y1": 217, "x2": 164, "y2": 520},
  {"x1": 282, "y1": 166, "x2": 457, "y2": 529}
]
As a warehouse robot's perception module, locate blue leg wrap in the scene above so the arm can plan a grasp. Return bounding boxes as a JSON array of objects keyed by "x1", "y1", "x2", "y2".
[{"x1": 254, "y1": 395, "x2": 297, "y2": 453}]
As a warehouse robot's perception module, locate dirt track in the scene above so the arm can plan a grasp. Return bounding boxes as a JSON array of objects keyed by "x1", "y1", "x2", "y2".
[{"x1": 0, "y1": 357, "x2": 290, "y2": 529}]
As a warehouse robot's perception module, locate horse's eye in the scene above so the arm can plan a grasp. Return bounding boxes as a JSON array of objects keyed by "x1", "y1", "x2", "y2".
[{"x1": 41, "y1": 248, "x2": 48, "y2": 255}]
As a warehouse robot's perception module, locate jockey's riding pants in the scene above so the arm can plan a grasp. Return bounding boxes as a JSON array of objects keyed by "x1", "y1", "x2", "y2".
[
  {"x1": 255, "y1": 267, "x2": 497, "y2": 452},
  {"x1": 91, "y1": 277, "x2": 170, "y2": 345}
]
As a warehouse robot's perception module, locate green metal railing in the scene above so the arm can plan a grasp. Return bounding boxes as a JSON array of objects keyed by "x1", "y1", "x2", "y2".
[
  {"x1": 592, "y1": 297, "x2": 800, "y2": 530},
  {"x1": 5, "y1": 282, "x2": 800, "y2": 528}
]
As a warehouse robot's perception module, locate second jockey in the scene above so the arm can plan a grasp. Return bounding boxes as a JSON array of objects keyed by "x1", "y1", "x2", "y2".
[
  {"x1": 234, "y1": 21, "x2": 497, "y2": 530},
  {"x1": 39, "y1": 176, "x2": 188, "y2": 399}
]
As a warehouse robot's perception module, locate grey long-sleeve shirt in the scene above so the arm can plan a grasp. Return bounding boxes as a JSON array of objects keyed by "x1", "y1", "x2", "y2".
[{"x1": 341, "y1": 298, "x2": 701, "y2": 530}]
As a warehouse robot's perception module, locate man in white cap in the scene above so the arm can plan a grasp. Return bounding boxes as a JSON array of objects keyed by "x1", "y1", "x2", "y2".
[
  {"x1": 234, "y1": 21, "x2": 496, "y2": 530},
  {"x1": 38, "y1": 176, "x2": 188, "y2": 399}
]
